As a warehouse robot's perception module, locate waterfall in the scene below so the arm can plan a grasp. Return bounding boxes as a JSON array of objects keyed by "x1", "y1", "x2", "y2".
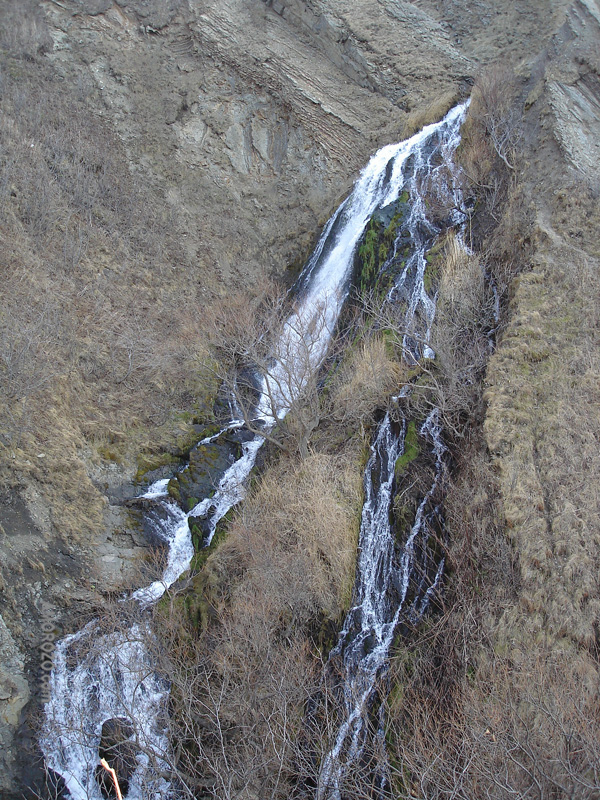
[
  {"x1": 40, "y1": 101, "x2": 468, "y2": 799},
  {"x1": 315, "y1": 409, "x2": 447, "y2": 800},
  {"x1": 314, "y1": 103, "x2": 469, "y2": 799}
]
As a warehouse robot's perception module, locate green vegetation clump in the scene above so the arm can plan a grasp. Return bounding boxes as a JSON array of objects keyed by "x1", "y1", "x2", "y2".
[
  {"x1": 188, "y1": 516, "x2": 204, "y2": 552},
  {"x1": 172, "y1": 426, "x2": 207, "y2": 458},
  {"x1": 423, "y1": 234, "x2": 446, "y2": 292},
  {"x1": 395, "y1": 421, "x2": 420, "y2": 479},
  {"x1": 358, "y1": 222, "x2": 380, "y2": 292},
  {"x1": 96, "y1": 444, "x2": 124, "y2": 464},
  {"x1": 167, "y1": 477, "x2": 181, "y2": 503},
  {"x1": 189, "y1": 507, "x2": 233, "y2": 573},
  {"x1": 355, "y1": 192, "x2": 411, "y2": 294},
  {"x1": 135, "y1": 452, "x2": 181, "y2": 483}
]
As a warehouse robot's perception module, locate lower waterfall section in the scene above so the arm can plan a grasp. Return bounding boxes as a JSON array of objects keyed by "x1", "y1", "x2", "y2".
[
  {"x1": 315, "y1": 408, "x2": 447, "y2": 800},
  {"x1": 42, "y1": 621, "x2": 173, "y2": 800},
  {"x1": 40, "y1": 101, "x2": 469, "y2": 799}
]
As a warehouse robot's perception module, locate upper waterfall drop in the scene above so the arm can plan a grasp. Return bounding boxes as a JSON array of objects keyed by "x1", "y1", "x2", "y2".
[{"x1": 137, "y1": 99, "x2": 469, "y2": 604}]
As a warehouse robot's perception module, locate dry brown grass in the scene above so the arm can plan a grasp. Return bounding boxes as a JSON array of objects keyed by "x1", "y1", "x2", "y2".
[
  {"x1": 0, "y1": 40, "x2": 220, "y2": 541},
  {"x1": 438, "y1": 231, "x2": 485, "y2": 305},
  {"x1": 484, "y1": 232, "x2": 600, "y2": 651},
  {"x1": 386, "y1": 430, "x2": 600, "y2": 799},
  {"x1": 383, "y1": 73, "x2": 600, "y2": 800},
  {"x1": 330, "y1": 336, "x2": 403, "y2": 427},
  {"x1": 207, "y1": 449, "x2": 363, "y2": 622},
  {"x1": 388, "y1": 643, "x2": 600, "y2": 799},
  {"x1": 154, "y1": 445, "x2": 363, "y2": 797},
  {"x1": 402, "y1": 90, "x2": 460, "y2": 138}
]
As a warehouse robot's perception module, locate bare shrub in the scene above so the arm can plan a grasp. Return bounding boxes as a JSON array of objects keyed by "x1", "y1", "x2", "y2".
[
  {"x1": 459, "y1": 64, "x2": 523, "y2": 230},
  {"x1": 209, "y1": 452, "x2": 361, "y2": 620},
  {"x1": 465, "y1": 652, "x2": 600, "y2": 800},
  {"x1": 205, "y1": 281, "x2": 341, "y2": 457},
  {"x1": 472, "y1": 66, "x2": 522, "y2": 172},
  {"x1": 462, "y1": 64, "x2": 522, "y2": 175},
  {"x1": 0, "y1": 0, "x2": 52, "y2": 57},
  {"x1": 390, "y1": 647, "x2": 600, "y2": 800},
  {"x1": 385, "y1": 426, "x2": 600, "y2": 800},
  {"x1": 157, "y1": 616, "x2": 316, "y2": 800},
  {"x1": 360, "y1": 234, "x2": 495, "y2": 439},
  {"x1": 408, "y1": 233, "x2": 494, "y2": 438},
  {"x1": 151, "y1": 448, "x2": 362, "y2": 797}
]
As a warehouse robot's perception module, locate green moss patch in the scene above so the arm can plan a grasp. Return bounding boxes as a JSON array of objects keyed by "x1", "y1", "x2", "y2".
[
  {"x1": 358, "y1": 222, "x2": 380, "y2": 292},
  {"x1": 167, "y1": 477, "x2": 181, "y2": 503},
  {"x1": 395, "y1": 421, "x2": 420, "y2": 479},
  {"x1": 135, "y1": 452, "x2": 180, "y2": 483},
  {"x1": 423, "y1": 234, "x2": 446, "y2": 293},
  {"x1": 354, "y1": 192, "x2": 412, "y2": 295}
]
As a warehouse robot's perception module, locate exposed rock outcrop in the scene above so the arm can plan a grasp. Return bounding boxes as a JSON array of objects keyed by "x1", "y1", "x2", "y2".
[{"x1": 40, "y1": 0, "x2": 474, "y2": 291}]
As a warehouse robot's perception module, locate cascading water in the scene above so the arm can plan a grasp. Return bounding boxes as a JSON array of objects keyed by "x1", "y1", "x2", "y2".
[
  {"x1": 314, "y1": 409, "x2": 448, "y2": 800},
  {"x1": 41, "y1": 102, "x2": 468, "y2": 799},
  {"x1": 314, "y1": 103, "x2": 469, "y2": 800}
]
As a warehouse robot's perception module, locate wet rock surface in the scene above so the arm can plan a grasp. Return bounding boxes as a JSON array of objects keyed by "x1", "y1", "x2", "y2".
[{"x1": 167, "y1": 428, "x2": 254, "y2": 511}]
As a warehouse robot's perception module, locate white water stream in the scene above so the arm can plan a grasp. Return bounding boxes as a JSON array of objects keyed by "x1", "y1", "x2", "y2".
[
  {"x1": 315, "y1": 409, "x2": 447, "y2": 800},
  {"x1": 41, "y1": 102, "x2": 468, "y2": 799},
  {"x1": 315, "y1": 103, "x2": 469, "y2": 799}
]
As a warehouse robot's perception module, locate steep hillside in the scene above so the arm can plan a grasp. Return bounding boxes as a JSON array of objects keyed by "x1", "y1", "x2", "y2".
[
  {"x1": 485, "y1": 0, "x2": 600, "y2": 661},
  {"x1": 3, "y1": 0, "x2": 599, "y2": 795}
]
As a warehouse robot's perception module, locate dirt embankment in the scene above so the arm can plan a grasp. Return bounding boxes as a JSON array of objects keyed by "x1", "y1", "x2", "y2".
[
  {"x1": 484, "y1": 0, "x2": 600, "y2": 692},
  {"x1": 385, "y1": 2, "x2": 600, "y2": 794}
]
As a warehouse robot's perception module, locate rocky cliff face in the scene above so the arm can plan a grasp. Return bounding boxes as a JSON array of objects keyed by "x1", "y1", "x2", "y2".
[
  {"x1": 2, "y1": 0, "x2": 599, "y2": 795},
  {"x1": 40, "y1": 0, "x2": 474, "y2": 289}
]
